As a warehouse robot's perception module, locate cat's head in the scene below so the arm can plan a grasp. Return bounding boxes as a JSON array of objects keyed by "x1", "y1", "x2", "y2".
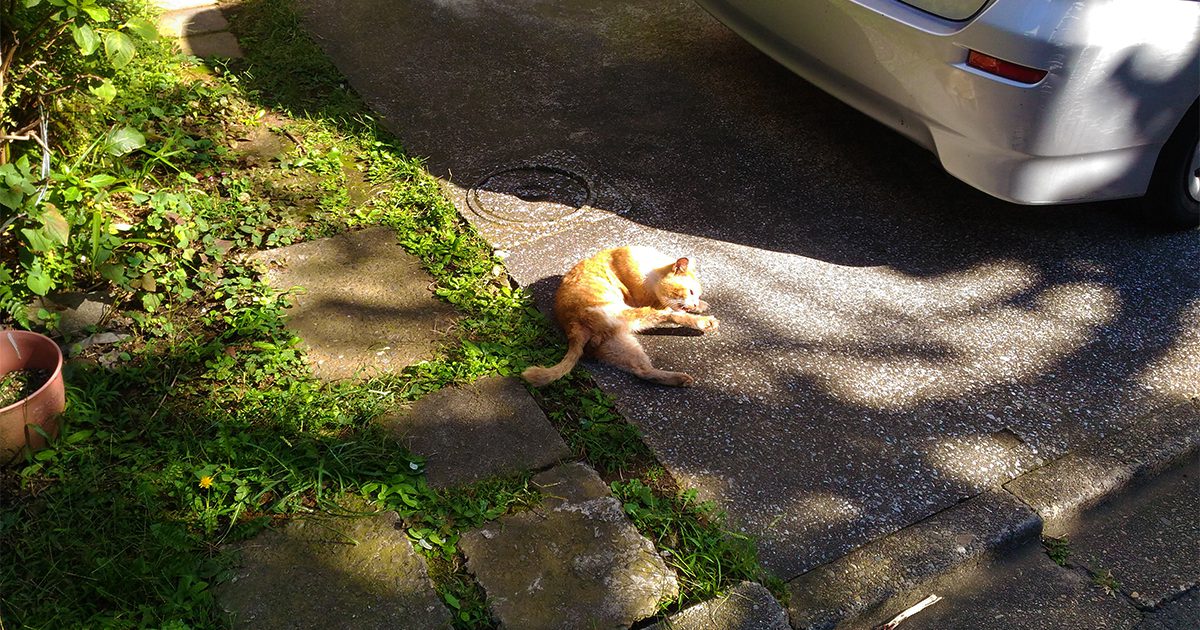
[{"x1": 656, "y1": 257, "x2": 704, "y2": 312}]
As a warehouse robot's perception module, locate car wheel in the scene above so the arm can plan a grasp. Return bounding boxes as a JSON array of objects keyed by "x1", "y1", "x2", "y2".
[{"x1": 1144, "y1": 100, "x2": 1199, "y2": 230}]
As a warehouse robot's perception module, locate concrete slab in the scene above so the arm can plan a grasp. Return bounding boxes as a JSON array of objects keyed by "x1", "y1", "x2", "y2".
[
  {"x1": 1005, "y1": 401, "x2": 1200, "y2": 537},
  {"x1": 887, "y1": 543, "x2": 1141, "y2": 630},
  {"x1": 298, "y1": 0, "x2": 1200, "y2": 581},
  {"x1": 158, "y1": 6, "x2": 229, "y2": 37},
  {"x1": 378, "y1": 375, "x2": 570, "y2": 488},
  {"x1": 645, "y1": 582, "x2": 789, "y2": 630},
  {"x1": 785, "y1": 490, "x2": 1040, "y2": 629},
  {"x1": 250, "y1": 228, "x2": 458, "y2": 381},
  {"x1": 177, "y1": 31, "x2": 243, "y2": 58},
  {"x1": 459, "y1": 462, "x2": 678, "y2": 629},
  {"x1": 1138, "y1": 587, "x2": 1200, "y2": 630},
  {"x1": 217, "y1": 506, "x2": 452, "y2": 629},
  {"x1": 1068, "y1": 456, "x2": 1200, "y2": 609},
  {"x1": 155, "y1": 0, "x2": 216, "y2": 10}
]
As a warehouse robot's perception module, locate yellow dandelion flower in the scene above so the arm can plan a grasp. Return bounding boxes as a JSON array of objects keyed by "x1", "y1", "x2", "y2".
[{"x1": 199, "y1": 475, "x2": 214, "y2": 489}]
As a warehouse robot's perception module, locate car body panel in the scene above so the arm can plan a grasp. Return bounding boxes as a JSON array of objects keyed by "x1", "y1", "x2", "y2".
[
  {"x1": 898, "y1": 0, "x2": 989, "y2": 21},
  {"x1": 694, "y1": 0, "x2": 1200, "y2": 204}
]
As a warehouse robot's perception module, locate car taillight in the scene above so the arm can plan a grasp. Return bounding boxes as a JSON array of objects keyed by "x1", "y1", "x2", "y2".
[{"x1": 966, "y1": 50, "x2": 1047, "y2": 84}]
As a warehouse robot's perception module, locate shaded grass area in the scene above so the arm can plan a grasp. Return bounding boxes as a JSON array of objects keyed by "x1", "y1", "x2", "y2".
[{"x1": 0, "y1": 0, "x2": 778, "y2": 627}]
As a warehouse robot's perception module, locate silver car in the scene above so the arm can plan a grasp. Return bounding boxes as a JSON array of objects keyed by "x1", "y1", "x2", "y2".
[{"x1": 694, "y1": 0, "x2": 1200, "y2": 228}]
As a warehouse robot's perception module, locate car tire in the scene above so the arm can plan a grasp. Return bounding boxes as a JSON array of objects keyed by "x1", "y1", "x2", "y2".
[{"x1": 1144, "y1": 100, "x2": 1199, "y2": 230}]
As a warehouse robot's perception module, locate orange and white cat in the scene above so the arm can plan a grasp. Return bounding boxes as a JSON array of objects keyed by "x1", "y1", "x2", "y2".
[{"x1": 522, "y1": 246, "x2": 718, "y2": 387}]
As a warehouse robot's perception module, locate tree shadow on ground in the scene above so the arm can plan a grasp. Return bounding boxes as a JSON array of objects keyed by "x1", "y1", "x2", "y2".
[{"x1": 219, "y1": 0, "x2": 1198, "y2": 585}]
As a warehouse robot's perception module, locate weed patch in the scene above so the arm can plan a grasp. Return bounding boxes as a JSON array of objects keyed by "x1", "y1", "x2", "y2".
[
  {"x1": 1092, "y1": 568, "x2": 1121, "y2": 596},
  {"x1": 611, "y1": 478, "x2": 783, "y2": 610},
  {"x1": 1043, "y1": 535, "x2": 1072, "y2": 567}
]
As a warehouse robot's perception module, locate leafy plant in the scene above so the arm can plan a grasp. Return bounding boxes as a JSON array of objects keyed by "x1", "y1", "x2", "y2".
[
  {"x1": 0, "y1": 0, "x2": 161, "y2": 315},
  {"x1": 1, "y1": 0, "x2": 157, "y2": 154},
  {"x1": 1043, "y1": 535, "x2": 1071, "y2": 566},
  {"x1": 1092, "y1": 568, "x2": 1120, "y2": 596}
]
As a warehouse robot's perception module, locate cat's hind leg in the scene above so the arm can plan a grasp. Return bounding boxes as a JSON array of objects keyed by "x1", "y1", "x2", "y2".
[{"x1": 594, "y1": 330, "x2": 694, "y2": 387}]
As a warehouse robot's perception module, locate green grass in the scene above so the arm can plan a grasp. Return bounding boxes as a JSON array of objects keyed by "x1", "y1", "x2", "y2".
[
  {"x1": 0, "y1": 0, "x2": 776, "y2": 626},
  {"x1": 612, "y1": 479, "x2": 783, "y2": 609}
]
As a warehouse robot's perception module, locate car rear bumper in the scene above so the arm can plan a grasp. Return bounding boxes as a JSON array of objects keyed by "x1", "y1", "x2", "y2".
[{"x1": 695, "y1": 0, "x2": 1200, "y2": 204}]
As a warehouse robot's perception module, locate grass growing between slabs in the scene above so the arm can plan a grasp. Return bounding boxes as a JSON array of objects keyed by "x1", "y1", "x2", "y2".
[
  {"x1": 612, "y1": 476, "x2": 785, "y2": 610},
  {"x1": 0, "y1": 0, "x2": 778, "y2": 626}
]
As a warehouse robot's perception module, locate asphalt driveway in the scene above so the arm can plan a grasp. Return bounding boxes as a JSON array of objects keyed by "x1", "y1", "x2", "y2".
[{"x1": 299, "y1": 0, "x2": 1199, "y2": 579}]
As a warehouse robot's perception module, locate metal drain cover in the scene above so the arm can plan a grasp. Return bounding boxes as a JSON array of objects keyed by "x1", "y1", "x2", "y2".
[{"x1": 467, "y1": 166, "x2": 592, "y2": 226}]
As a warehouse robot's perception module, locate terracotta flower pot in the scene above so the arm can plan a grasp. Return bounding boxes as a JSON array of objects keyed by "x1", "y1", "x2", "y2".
[{"x1": 0, "y1": 330, "x2": 66, "y2": 465}]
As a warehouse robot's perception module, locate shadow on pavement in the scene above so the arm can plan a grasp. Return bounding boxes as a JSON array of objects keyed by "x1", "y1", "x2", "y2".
[{"x1": 278, "y1": 0, "x2": 1199, "y2": 579}]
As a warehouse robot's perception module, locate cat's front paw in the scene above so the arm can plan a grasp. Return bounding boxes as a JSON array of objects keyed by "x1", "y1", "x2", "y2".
[{"x1": 694, "y1": 316, "x2": 719, "y2": 333}]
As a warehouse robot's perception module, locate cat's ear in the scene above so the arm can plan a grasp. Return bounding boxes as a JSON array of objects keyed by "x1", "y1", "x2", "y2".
[{"x1": 673, "y1": 258, "x2": 689, "y2": 274}]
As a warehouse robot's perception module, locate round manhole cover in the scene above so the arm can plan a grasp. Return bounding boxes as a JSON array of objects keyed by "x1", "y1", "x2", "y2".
[{"x1": 468, "y1": 165, "x2": 593, "y2": 225}]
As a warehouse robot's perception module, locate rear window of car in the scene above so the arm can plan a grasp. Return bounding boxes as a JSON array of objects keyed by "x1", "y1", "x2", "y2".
[{"x1": 898, "y1": 0, "x2": 989, "y2": 21}]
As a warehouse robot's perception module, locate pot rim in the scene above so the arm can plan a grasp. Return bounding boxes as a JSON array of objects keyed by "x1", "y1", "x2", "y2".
[{"x1": 0, "y1": 330, "x2": 65, "y2": 415}]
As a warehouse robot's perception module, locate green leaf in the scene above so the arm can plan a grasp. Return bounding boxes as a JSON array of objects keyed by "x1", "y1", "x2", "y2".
[
  {"x1": 39, "y1": 205, "x2": 70, "y2": 246},
  {"x1": 0, "y1": 187, "x2": 22, "y2": 210},
  {"x1": 142, "y1": 292, "x2": 162, "y2": 312},
  {"x1": 105, "y1": 126, "x2": 145, "y2": 156},
  {"x1": 66, "y1": 430, "x2": 94, "y2": 444},
  {"x1": 72, "y1": 23, "x2": 100, "y2": 55},
  {"x1": 21, "y1": 228, "x2": 55, "y2": 252},
  {"x1": 99, "y1": 263, "x2": 127, "y2": 284},
  {"x1": 81, "y1": 2, "x2": 110, "y2": 22},
  {"x1": 103, "y1": 31, "x2": 135, "y2": 69},
  {"x1": 123, "y1": 16, "x2": 158, "y2": 41},
  {"x1": 26, "y1": 268, "x2": 52, "y2": 295},
  {"x1": 443, "y1": 592, "x2": 460, "y2": 609},
  {"x1": 85, "y1": 174, "x2": 118, "y2": 189},
  {"x1": 0, "y1": 160, "x2": 36, "y2": 198},
  {"x1": 89, "y1": 79, "x2": 117, "y2": 104},
  {"x1": 24, "y1": 0, "x2": 44, "y2": 7}
]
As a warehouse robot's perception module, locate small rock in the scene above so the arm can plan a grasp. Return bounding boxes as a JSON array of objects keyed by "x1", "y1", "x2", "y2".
[{"x1": 77, "y1": 332, "x2": 129, "y2": 350}]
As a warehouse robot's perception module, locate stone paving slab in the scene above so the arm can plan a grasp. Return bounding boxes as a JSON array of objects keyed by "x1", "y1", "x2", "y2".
[
  {"x1": 217, "y1": 505, "x2": 451, "y2": 629},
  {"x1": 157, "y1": 6, "x2": 229, "y2": 37},
  {"x1": 1068, "y1": 455, "x2": 1200, "y2": 610},
  {"x1": 786, "y1": 489, "x2": 1040, "y2": 630},
  {"x1": 646, "y1": 582, "x2": 788, "y2": 630},
  {"x1": 176, "y1": 30, "x2": 243, "y2": 58},
  {"x1": 156, "y1": 0, "x2": 215, "y2": 10},
  {"x1": 250, "y1": 228, "x2": 458, "y2": 381},
  {"x1": 378, "y1": 375, "x2": 570, "y2": 488},
  {"x1": 892, "y1": 542, "x2": 1141, "y2": 630},
  {"x1": 1138, "y1": 587, "x2": 1200, "y2": 630},
  {"x1": 459, "y1": 462, "x2": 678, "y2": 629},
  {"x1": 1005, "y1": 401, "x2": 1200, "y2": 537}
]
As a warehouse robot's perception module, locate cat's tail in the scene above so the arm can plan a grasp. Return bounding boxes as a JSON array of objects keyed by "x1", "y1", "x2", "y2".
[{"x1": 522, "y1": 325, "x2": 587, "y2": 387}]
